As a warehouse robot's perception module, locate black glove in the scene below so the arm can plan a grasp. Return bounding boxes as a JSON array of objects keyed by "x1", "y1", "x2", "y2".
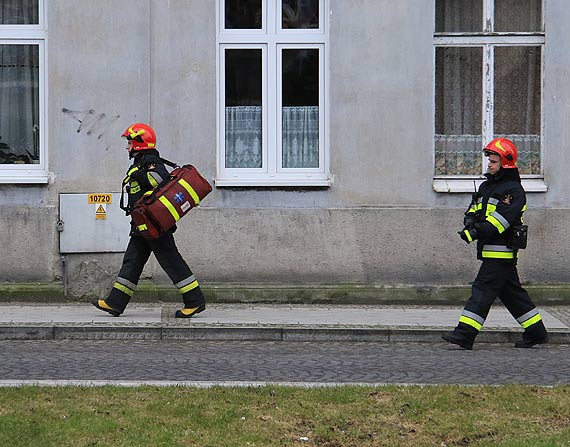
[{"x1": 458, "y1": 225, "x2": 478, "y2": 243}]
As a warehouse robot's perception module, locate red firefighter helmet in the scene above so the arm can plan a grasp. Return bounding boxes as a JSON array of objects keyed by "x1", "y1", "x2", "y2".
[
  {"x1": 122, "y1": 123, "x2": 156, "y2": 151},
  {"x1": 483, "y1": 137, "x2": 518, "y2": 169}
]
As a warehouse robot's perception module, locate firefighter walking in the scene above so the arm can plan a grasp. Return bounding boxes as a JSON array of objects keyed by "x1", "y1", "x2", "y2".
[
  {"x1": 443, "y1": 138, "x2": 548, "y2": 350},
  {"x1": 92, "y1": 123, "x2": 206, "y2": 318}
]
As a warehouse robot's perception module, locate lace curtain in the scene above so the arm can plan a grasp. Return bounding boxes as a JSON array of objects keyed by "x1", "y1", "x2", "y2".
[
  {"x1": 0, "y1": 0, "x2": 40, "y2": 164},
  {"x1": 225, "y1": 106, "x2": 262, "y2": 168},
  {"x1": 282, "y1": 106, "x2": 318, "y2": 168},
  {"x1": 435, "y1": 134, "x2": 540, "y2": 175},
  {"x1": 225, "y1": 105, "x2": 319, "y2": 169}
]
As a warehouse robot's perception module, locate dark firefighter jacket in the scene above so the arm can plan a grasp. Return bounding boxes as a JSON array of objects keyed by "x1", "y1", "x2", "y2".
[
  {"x1": 121, "y1": 149, "x2": 169, "y2": 233},
  {"x1": 464, "y1": 168, "x2": 526, "y2": 262}
]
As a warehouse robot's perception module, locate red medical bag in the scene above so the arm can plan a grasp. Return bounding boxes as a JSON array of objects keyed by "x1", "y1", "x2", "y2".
[{"x1": 130, "y1": 162, "x2": 212, "y2": 240}]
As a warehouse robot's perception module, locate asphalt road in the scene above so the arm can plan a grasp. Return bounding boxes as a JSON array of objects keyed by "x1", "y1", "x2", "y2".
[{"x1": 0, "y1": 340, "x2": 568, "y2": 386}]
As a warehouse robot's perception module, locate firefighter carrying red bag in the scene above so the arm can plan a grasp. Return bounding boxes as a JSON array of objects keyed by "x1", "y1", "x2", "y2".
[{"x1": 91, "y1": 123, "x2": 208, "y2": 319}]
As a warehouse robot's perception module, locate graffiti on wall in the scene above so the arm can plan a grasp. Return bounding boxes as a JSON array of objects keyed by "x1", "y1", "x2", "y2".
[{"x1": 62, "y1": 108, "x2": 121, "y2": 144}]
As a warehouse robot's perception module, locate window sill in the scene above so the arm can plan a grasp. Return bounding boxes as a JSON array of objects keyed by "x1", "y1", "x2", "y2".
[
  {"x1": 0, "y1": 171, "x2": 50, "y2": 184},
  {"x1": 215, "y1": 176, "x2": 331, "y2": 187},
  {"x1": 433, "y1": 177, "x2": 548, "y2": 193}
]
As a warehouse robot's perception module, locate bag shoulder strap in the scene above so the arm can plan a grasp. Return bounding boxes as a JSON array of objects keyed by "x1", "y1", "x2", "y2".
[
  {"x1": 120, "y1": 157, "x2": 182, "y2": 213},
  {"x1": 159, "y1": 157, "x2": 180, "y2": 169}
]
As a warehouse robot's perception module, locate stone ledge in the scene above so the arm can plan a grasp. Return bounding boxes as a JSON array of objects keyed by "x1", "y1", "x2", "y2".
[
  {"x1": 0, "y1": 282, "x2": 569, "y2": 305},
  {"x1": 0, "y1": 324, "x2": 569, "y2": 344}
]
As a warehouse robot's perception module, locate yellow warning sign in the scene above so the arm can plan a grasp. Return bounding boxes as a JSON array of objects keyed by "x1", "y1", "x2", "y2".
[{"x1": 95, "y1": 204, "x2": 107, "y2": 220}]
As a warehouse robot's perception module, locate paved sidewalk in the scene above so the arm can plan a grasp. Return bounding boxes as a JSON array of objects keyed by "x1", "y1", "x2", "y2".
[{"x1": 0, "y1": 303, "x2": 569, "y2": 344}]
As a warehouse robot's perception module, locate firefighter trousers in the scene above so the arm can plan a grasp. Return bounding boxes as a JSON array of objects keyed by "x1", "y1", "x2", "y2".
[
  {"x1": 106, "y1": 231, "x2": 205, "y2": 313},
  {"x1": 453, "y1": 259, "x2": 547, "y2": 343}
]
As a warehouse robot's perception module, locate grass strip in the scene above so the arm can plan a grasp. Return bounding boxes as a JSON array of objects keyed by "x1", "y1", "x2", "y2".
[{"x1": 0, "y1": 384, "x2": 568, "y2": 446}]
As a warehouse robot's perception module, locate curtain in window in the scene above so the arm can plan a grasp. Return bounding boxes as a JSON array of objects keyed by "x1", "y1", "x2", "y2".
[
  {"x1": 435, "y1": 0, "x2": 483, "y2": 32},
  {"x1": 435, "y1": 47, "x2": 483, "y2": 175},
  {"x1": 0, "y1": 0, "x2": 38, "y2": 24},
  {"x1": 0, "y1": 0, "x2": 39, "y2": 164},
  {"x1": 494, "y1": 46, "x2": 541, "y2": 175},
  {"x1": 225, "y1": 106, "x2": 262, "y2": 168},
  {"x1": 0, "y1": 45, "x2": 40, "y2": 164},
  {"x1": 282, "y1": 106, "x2": 318, "y2": 168},
  {"x1": 225, "y1": 105, "x2": 319, "y2": 169},
  {"x1": 435, "y1": 2, "x2": 542, "y2": 176}
]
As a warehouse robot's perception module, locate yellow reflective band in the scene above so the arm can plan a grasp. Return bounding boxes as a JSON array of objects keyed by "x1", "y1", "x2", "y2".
[
  {"x1": 487, "y1": 215, "x2": 506, "y2": 234},
  {"x1": 130, "y1": 183, "x2": 141, "y2": 194},
  {"x1": 521, "y1": 205, "x2": 527, "y2": 212},
  {"x1": 113, "y1": 282, "x2": 134, "y2": 297},
  {"x1": 179, "y1": 280, "x2": 199, "y2": 294},
  {"x1": 143, "y1": 190, "x2": 152, "y2": 196},
  {"x1": 521, "y1": 313, "x2": 542, "y2": 329},
  {"x1": 159, "y1": 196, "x2": 180, "y2": 221},
  {"x1": 178, "y1": 178, "x2": 200, "y2": 205},
  {"x1": 459, "y1": 316, "x2": 482, "y2": 331},
  {"x1": 464, "y1": 229, "x2": 473, "y2": 243},
  {"x1": 137, "y1": 224, "x2": 147, "y2": 231},
  {"x1": 486, "y1": 204, "x2": 496, "y2": 215},
  {"x1": 482, "y1": 250, "x2": 515, "y2": 259},
  {"x1": 123, "y1": 167, "x2": 139, "y2": 184}
]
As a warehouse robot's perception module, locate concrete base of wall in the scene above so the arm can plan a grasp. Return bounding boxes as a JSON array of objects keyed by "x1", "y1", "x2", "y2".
[
  {"x1": 3, "y1": 207, "x2": 570, "y2": 296},
  {"x1": 0, "y1": 282, "x2": 569, "y2": 305}
]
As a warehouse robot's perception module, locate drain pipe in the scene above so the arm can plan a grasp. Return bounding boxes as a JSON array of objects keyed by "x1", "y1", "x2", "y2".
[
  {"x1": 56, "y1": 218, "x2": 68, "y2": 297},
  {"x1": 60, "y1": 255, "x2": 68, "y2": 297}
]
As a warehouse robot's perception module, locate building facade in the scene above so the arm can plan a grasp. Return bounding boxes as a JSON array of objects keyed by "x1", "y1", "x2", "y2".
[{"x1": 1, "y1": 0, "x2": 568, "y2": 300}]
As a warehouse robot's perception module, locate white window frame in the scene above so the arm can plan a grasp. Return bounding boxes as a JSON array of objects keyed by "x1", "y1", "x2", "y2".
[
  {"x1": 433, "y1": 0, "x2": 547, "y2": 193},
  {"x1": 216, "y1": 0, "x2": 330, "y2": 187},
  {"x1": 0, "y1": 0, "x2": 48, "y2": 184}
]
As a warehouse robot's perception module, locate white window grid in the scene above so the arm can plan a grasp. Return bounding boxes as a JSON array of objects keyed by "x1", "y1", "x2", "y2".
[{"x1": 216, "y1": 0, "x2": 330, "y2": 186}]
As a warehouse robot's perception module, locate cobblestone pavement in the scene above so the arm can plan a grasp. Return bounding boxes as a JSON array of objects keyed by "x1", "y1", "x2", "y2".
[{"x1": 0, "y1": 340, "x2": 568, "y2": 386}]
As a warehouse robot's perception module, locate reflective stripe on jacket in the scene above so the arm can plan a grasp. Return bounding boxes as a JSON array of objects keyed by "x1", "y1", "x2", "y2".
[{"x1": 465, "y1": 168, "x2": 526, "y2": 262}]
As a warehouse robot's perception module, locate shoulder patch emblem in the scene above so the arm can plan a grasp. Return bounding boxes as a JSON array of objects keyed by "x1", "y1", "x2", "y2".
[{"x1": 502, "y1": 194, "x2": 513, "y2": 205}]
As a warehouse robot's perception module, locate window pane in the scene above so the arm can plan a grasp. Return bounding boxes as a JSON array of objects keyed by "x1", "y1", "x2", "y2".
[
  {"x1": 0, "y1": 1, "x2": 39, "y2": 25},
  {"x1": 435, "y1": 47, "x2": 483, "y2": 175},
  {"x1": 0, "y1": 45, "x2": 40, "y2": 165},
  {"x1": 225, "y1": 0, "x2": 262, "y2": 29},
  {"x1": 282, "y1": 0, "x2": 319, "y2": 29},
  {"x1": 495, "y1": 0, "x2": 542, "y2": 32},
  {"x1": 282, "y1": 49, "x2": 319, "y2": 169},
  {"x1": 435, "y1": 0, "x2": 483, "y2": 33},
  {"x1": 494, "y1": 46, "x2": 541, "y2": 175},
  {"x1": 225, "y1": 49, "x2": 262, "y2": 168}
]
